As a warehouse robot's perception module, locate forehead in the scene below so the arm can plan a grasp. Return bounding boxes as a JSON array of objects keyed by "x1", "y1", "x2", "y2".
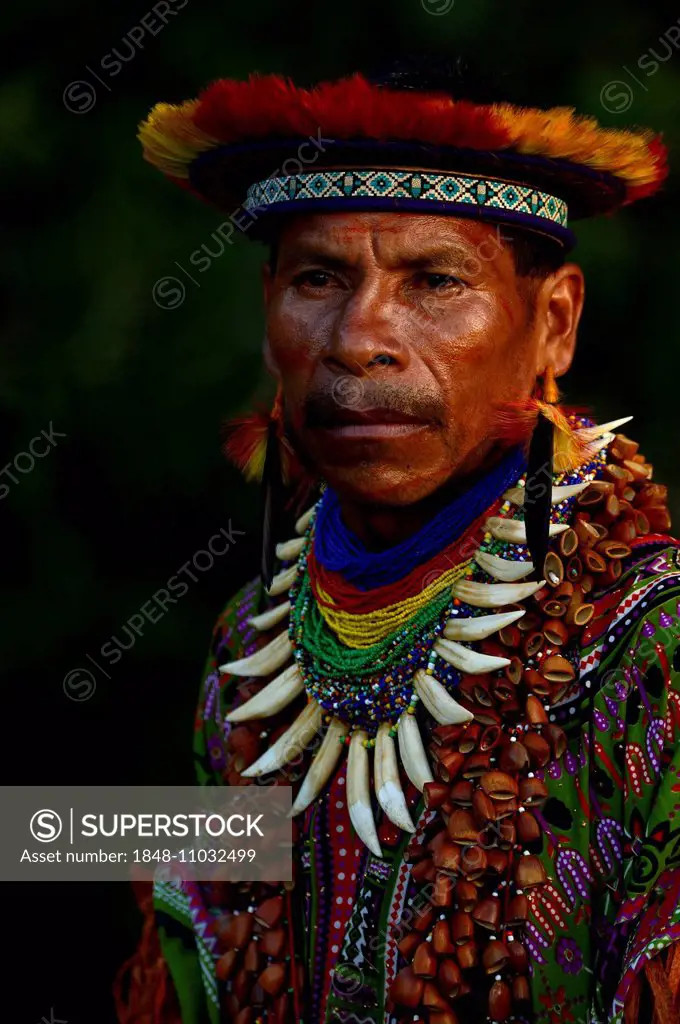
[{"x1": 275, "y1": 211, "x2": 515, "y2": 272}]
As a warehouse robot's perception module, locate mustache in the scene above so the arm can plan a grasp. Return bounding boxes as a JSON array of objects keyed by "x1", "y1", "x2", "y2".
[{"x1": 302, "y1": 380, "x2": 447, "y2": 427}]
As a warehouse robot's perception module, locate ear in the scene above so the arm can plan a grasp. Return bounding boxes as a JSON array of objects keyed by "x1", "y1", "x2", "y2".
[{"x1": 533, "y1": 263, "x2": 585, "y2": 379}]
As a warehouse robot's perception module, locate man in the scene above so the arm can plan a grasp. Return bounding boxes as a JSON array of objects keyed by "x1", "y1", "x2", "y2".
[{"x1": 119, "y1": 66, "x2": 680, "y2": 1024}]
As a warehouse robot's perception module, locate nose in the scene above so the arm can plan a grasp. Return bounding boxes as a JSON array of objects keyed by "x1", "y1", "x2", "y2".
[{"x1": 322, "y1": 283, "x2": 410, "y2": 378}]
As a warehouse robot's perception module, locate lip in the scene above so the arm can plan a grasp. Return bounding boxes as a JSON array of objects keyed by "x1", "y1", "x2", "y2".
[{"x1": 317, "y1": 421, "x2": 429, "y2": 439}]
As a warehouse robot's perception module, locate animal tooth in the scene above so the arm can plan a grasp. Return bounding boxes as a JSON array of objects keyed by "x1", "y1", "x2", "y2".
[
  {"x1": 240, "y1": 700, "x2": 323, "y2": 777},
  {"x1": 375, "y1": 722, "x2": 416, "y2": 833},
  {"x1": 584, "y1": 433, "x2": 615, "y2": 457},
  {"x1": 475, "y1": 550, "x2": 534, "y2": 582},
  {"x1": 413, "y1": 669, "x2": 474, "y2": 726},
  {"x1": 397, "y1": 711, "x2": 434, "y2": 792},
  {"x1": 219, "y1": 631, "x2": 292, "y2": 677},
  {"x1": 275, "y1": 537, "x2": 305, "y2": 561},
  {"x1": 248, "y1": 600, "x2": 291, "y2": 632},
  {"x1": 434, "y1": 638, "x2": 511, "y2": 675},
  {"x1": 504, "y1": 483, "x2": 590, "y2": 506},
  {"x1": 452, "y1": 579, "x2": 546, "y2": 608},
  {"x1": 576, "y1": 416, "x2": 633, "y2": 440},
  {"x1": 267, "y1": 564, "x2": 297, "y2": 597},
  {"x1": 289, "y1": 716, "x2": 349, "y2": 815},
  {"x1": 347, "y1": 730, "x2": 383, "y2": 858},
  {"x1": 443, "y1": 609, "x2": 525, "y2": 641},
  {"x1": 485, "y1": 517, "x2": 568, "y2": 545},
  {"x1": 295, "y1": 505, "x2": 316, "y2": 535},
  {"x1": 226, "y1": 663, "x2": 304, "y2": 722}
]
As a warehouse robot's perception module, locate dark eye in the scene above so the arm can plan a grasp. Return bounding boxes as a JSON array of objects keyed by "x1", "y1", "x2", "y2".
[
  {"x1": 420, "y1": 272, "x2": 465, "y2": 291},
  {"x1": 294, "y1": 269, "x2": 332, "y2": 288}
]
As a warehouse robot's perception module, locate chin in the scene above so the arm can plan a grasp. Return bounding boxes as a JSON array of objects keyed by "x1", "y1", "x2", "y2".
[{"x1": 316, "y1": 453, "x2": 454, "y2": 506}]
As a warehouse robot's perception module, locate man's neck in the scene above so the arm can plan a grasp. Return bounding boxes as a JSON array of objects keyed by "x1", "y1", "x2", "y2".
[{"x1": 337, "y1": 441, "x2": 512, "y2": 551}]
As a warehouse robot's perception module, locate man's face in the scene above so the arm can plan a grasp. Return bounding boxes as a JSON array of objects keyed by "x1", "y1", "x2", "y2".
[{"x1": 263, "y1": 212, "x2": 565, "y2": 505}]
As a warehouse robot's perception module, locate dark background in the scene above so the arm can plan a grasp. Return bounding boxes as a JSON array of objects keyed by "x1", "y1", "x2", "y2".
[{"x1": 3, "y1": 0, "x2": 680, "y2": 1020}]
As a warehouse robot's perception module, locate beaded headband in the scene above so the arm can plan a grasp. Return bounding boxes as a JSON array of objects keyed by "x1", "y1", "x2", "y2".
[{"x1": 243, "y1": 168, "x2": 569, "y2": 242}]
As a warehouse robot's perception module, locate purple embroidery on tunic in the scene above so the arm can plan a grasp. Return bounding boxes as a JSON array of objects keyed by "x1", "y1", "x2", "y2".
[
  {"x1": 564, "y1": 750, "x2": 579, "y2": 776},
  {"x1": 593, "y1": 709, "x2": 609, "y2": 732},
  {"x1": 642, "y1": 621, "x2": 655, "y2": 638},
  {"x1": 556, "y1": 849, "x2": 592, "y2": 910},
  {"x1": 595, "y1": 819, "x2": 624, "y2": 873},
  {"x1": 660, "y1": 610, "x2": 674, "y2": 629},
  {"x1": 646, "y1": 718, "x2": 665, "y2": 772}
]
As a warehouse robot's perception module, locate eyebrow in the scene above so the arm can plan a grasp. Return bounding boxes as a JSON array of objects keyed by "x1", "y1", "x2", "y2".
[{"x1": 277, "y1": 239, "x2": 498, "y2": 275}]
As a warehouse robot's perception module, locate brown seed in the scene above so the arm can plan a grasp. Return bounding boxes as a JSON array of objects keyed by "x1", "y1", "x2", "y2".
[
  {"x1": 244, "y1": 938, "x2": 260, "y2": 973},
  {"x1": 646, "y1": 506, "x2": 672, "y2": 533},
  {"x1": 498, "y1": 623, "x2": 521, "y2": 648},
  {"x1": 583, "y1": 549, "x2": 607, "y2": 573},
  {"x1": 541, "y1": 598, "x2": 568, "y2": 618},
  {"x1": 517, "y1": 808, "x2": 542, "y2": 843},
  {"x1": 544, "y1": 617, "x2": 568, "y2": 646},
  {"x1": 460, "y1": 844, "x2": 488, "y2": 879},
  {"x1": 216, "y1": 950, "x2": 239, "y2": 982},
  {"x1": 517, "y1": 610, "x2": 541, "y2": 633},
  {"x1": 433, "y1": 838, "x2": 462, "y2": 873},
  {"x1": 432, "y1": 919, "x2": 457, "y2": 956},
  {"x1": 258, "y1": 962, "x2": 287, "y2": 996},
  {"x1": 482, "y1": 939, "x2": 510, "y2": 974},
  {"x1": 413, "y1": 905, "x2": 437, "y2": 934},
  {"x1": 479, "y1": 724, "x2": 502, "y2": 752},
  {"x1": 473, "y1": 707, "x2": 502, "y2": 728},
  {"x1": 504, "y1": 655, "x2": 523, "y2": 686},
  {"x1": 413, "y1": 940, "x2": 438, "y2": 978},
  {"x1": 526, "y1": 694, "x2": 549, "y2": 725},
  {"x1": 389, "y1": 966, "x2": 425, "y2": 1009},
  {"x1": 472, "y1": 788, "x2": 497, "y2": 824},
  {"x1": 272, "y1": 994, "x2": 290, "y2": 1024},
  {"x1": 546, "y1": 724, "x2": 568, "y2": 758},
  {"x1": 457, "y1": 723, "x2": 481, "y2": 753},
  {"x1": 513, "y1": 975, "x2": 531, "y2": 1002},
  {"x1": 488, "y1": 980, "x2": 513, "y2": 1022},
  {"x1": 472, "y1": 896, "x2": 501, "y2": 931},
  {"x1": 492, "y1": 679, "x2": 517, "y2": 703},
  {"x1": 522, "y1": 630, "x2": 544, "y2": 658},
  {"x1": 480, "y1": 771, "x2": 519, "y2": 800},
  {"x1": 507, "y1": 893, "x2": 529, "y2": 924},
  {"x1": 498, "y1": 740, "x2": 529, "y2": 773},
  {"x1": 485, "y1": 849, "x2": 509, "y2": 876},
  {"x1": 544, "y1": 551, "x2": 564, "y2": 587},
  {"x1": 436, "y1": 957, "x2": 462, "y2": 998},
  {"x1": 596, "y1": 538, "x2": 631, "y2": 559},
  {"x1": 456, "y1": 939, "x2": 478, "y2": 970},
  {"x1": 559, "y1": 528, "x2": 578, "y2": 557},
  {"x1": 524, "y1": 668, "x2": 551, "y2": 697},
  {"x1": 523, "y1": 731, "x2": 552, "y2": 767},
  {"x1": 515, "y1": 853, "x2": 548, "y2": 889},
  {"x1": 633, "y1": 509, "x2": 650, "y2": 535},
  {"x1": 508, "y1": 939, "x2": 530, "y2": 974},
  {"x1": 610, "y1": 518, "x2": 637, "y2": 545},
  {"x1": 451, "y1": 911, "x2": 475, "y2": 944},
  {"x1": 455, "y1": 879, "x2": 478, "y2": 913},
  {"x1": 424, "y1": 781, "x2": 452, "y2": 809},
  {"x1": 565, "y1": 553, "x2": 583, "y2": 581},
  {"x1": 436, "y1": 749, "x2": 466, "y2": 783},
  {"x1": 411, "y1": 857, "x2": 436, "y2": 883},
  {"x1": 431, "y1": 723, "x2": 466, "y2": 746},
  {"x1": 611, "y1": 434, "x2": 639, "y2": 461},
  {"x1": 541, "y1": 654, "x2": 576, "y2": 683},
  {"x1": 573, "y1": 602, "x2": 595, "y2": 625},
  {"x1": 519, "y1": 776, "x2": 549, "y2": 806},
  {"x1": 603, "y1": 559, "x2": 623, "y2": 585},
  {"x1": 449, "y1": 779, "x2": 474, "y2": 806},
  {"x1": 447, "y1": 810, "x2": 480, "y2": 846},
  {"x1": 423, "y1": 981, "x2": 450, "y2": 1011},
  {"x1": 260, "y1": 927, "x2": 287, "y2": 959},
  {"x1": 492, "y1": 796, "x2": 518, "y2": 820},
  {"x1": 398, "y1": 930, "x2": 422, "y2": 959},
  {"x1": 433, "y1": 872, "x2": 455, "y2": 906},
  {"x1": 462, "y1": 752, "x2": 492, "y2": 779},
  {"x1": 224, "y1": 912, "x2": 255, "y2": 950},
  {"x1": 497, "y1": 819, "x2": 517, "y2": 850},
  {"x1": 623, "y1": 458, "x2": 652, "y2": 482},
  {"x1": 254, "y1": 895, "x2": 284, "y2": 929},
  {"x1": 574, "y1": 519, "x2": 600, "y2": 547}
]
